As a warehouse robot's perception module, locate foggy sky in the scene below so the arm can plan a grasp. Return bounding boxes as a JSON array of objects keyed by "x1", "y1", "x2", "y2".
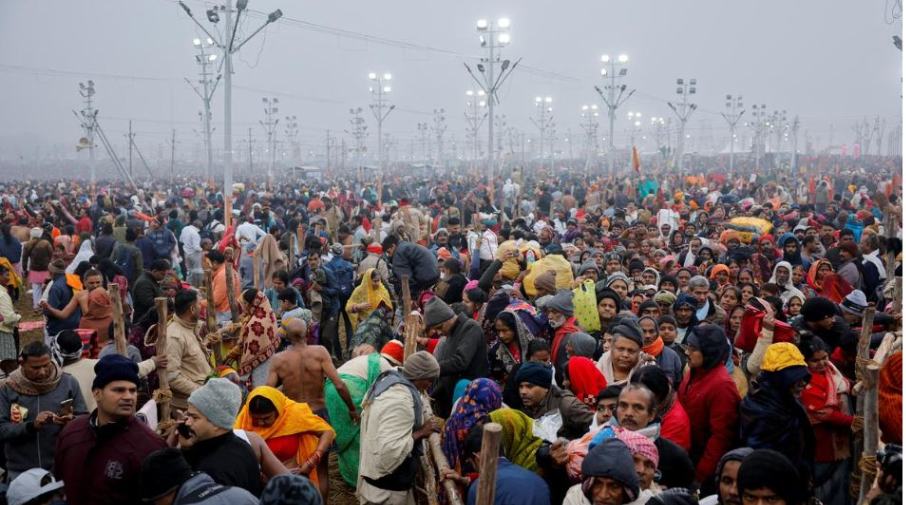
[{"x1": 0, "y1": 0, "x2": 902, "y2": 163}]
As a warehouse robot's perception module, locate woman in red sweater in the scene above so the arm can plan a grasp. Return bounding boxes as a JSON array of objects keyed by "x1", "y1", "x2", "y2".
[{"x1": 798, "y1": 336, "x2": 852, "y2": 505}]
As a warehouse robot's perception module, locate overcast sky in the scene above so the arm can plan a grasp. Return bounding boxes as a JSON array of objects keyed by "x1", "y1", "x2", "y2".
[{"x1": 0, "y1": 0, "x2": 902, "y2": 162}]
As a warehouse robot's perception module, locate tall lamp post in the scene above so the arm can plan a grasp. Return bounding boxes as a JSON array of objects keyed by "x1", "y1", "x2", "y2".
[
  {"x1": 748, "y1": 104, "x2": 768, "y2": 172},
  {"x1": 465, "y1": 17, "x2": 519, "y2": 174},
  {"x1": 580, "y1": 104, "x2": 599, "y2": 173},
  {"x1": 667, "y1": 78, "x2": 697, "y2": 175},
  {"x1": 76, "y1": 81, "x2": 97, "y2": 185},
  {"x1": 177, "y1": 0, "x2": 282, "y2": 227},
  {"x1": 530, "y1": 96, "x2": 554, "y2": 166},
  {"x1": 465, "y1": 90, "x2": 488, "y2": 161},
  {"x1": 720, "y1": 94, "x2": 745, "y2": 172},
  {"x1": 259, "y1": 97, "x2": 279, "y2": 186},
  {"x1": 185, "y1": 37, "x2": 220, "y2": 181},
  {"x1": 594, "y1": 53, "x2": 634, "y2": 173},
  {"x1": 368, "y1": 72, "x2": 395, "y2": 174}
]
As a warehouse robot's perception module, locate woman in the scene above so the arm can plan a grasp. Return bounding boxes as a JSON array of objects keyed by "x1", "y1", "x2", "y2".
[
  {"x1": 596, "y1": 321, "x2": 645, "y2": 385},
  {"x1": 564, "y1": 356, "x2": 607, "y2": 409},
  {"x1": 805, "y1": 258, "x2": 852, "y2": 303},
  {"x1": 739, "y1": 282, "x2": 759, "y2": 306},
  {"x1": 345, "y1": 268, "x2": 393, "y2": 330},
  {"x1": 235, "y1": 386, "x2": 335, "y2": 498},
  {"x1": 489, "y1": 408, "x2": 544, "y2": 471},
  {"x1": 737, "y1": 268, "x2": 756, "y2": 286},
  {"x1": 442, "y1": 378, "x2": 503, "y2": 471},
  {"x1": 798, "y1": 336, "x2": 851, "y2": 505},
  {"x1": 348, "y1": 304, "x2": 394, "y2": 357},
  {"x1": 709, "y1": 264, "x2": 731, "y2": 289},
  {"x1": 493, "y1": 309, "x2": 534, "y2": 376},
  {"x1": 22, "y1": 227, "x2": 53, "y2": 310},
  {"x1": 718, "y1": 286, "x2": 741, "y2": 314},
  {"x1": 226, "y1": 289, "x2": 280, "y2": 388},
  {"x1": 725, "y1": 305, "x2": 745, "y2": 343},
  {"x1": 786, "y1": 294, "x2": 804, "y2": 318}
]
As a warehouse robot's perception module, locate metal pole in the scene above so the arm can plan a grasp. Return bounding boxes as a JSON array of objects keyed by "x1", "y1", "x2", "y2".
[
  {"x1": 729, "y1": 123, "x2": 735, "y2": 172},
  {"x1": 223, "y1": 0, "x2": 233, "y2": 228},
  {"x1": 377, "y1": 87, "x2": 383, "y2": 175},
  {"x1": 487, "y1": 36, "x2": 495, "y2": 174},
  {"x1": 170, "y1": 128, "x2": 176, "y2": 182},
  {"x1": 608, "y1": 67, "x2": 616, "y2": 173}
]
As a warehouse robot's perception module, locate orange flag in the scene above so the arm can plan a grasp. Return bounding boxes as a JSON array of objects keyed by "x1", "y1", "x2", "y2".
[{"x1": 632, "y1": 146, "x2": 641, "y2": 174}]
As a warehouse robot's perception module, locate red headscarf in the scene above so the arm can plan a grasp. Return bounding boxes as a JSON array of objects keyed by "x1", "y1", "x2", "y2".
[{"x1": 567, "y1": 357, "x2": 607, "y2": 408}]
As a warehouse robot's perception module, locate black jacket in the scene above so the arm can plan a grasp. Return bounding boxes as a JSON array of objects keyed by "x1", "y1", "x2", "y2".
[
  {"x1": 432, "y1": 314, "x2": 489, "y2": 417},
  {"x1": 391, "y1": 241, "x2": 439, "y2": 294},
  {"x1": 182, "y1": 432, "x2": 262, "y2": 497}
]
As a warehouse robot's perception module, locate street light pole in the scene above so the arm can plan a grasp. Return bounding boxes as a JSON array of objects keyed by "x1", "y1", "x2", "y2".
[
  {"x1": 720, "y1": 94, "x2": 745, "y2": 172},
  {"x1": 465, "y1": 90, "x2": 488, "y2": 161},
  {"x1": 667, "y1": 77, "x2": 698, "y2": 175},
  {"x1": 530, "y1": 96, "x2": 554, "y2": 168},
  {"x1": 368, "y1": 72, "x2": 395, "y2": 175},
  {"x1": 177, "y1": 0, "x2": 282, "y2": 227},
  {"x1": 76, "y1": 81, "x2": 97, "y2": 186},
  {"x1": 432, "y1": 108, "x2": 447, "y2": 167},
  {"x1": 594, "y1": 54, "x2": 634, "y2": 175},
  {"x1": 748, "y1": 104, "x2": 768, "y2": 173},
  {"x1": 186, "y1": 37, "x2": 220, "y2": 181},
  {"x1": 259, "y1": 97, "x2": 279, "y2": 186},
  {"x1": 580, "y1": 104, "x2": 599, "y2": 173}
]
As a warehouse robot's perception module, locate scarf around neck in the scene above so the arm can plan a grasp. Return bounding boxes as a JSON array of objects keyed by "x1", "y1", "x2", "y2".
[{"x1": 6, "y1": 362, "x2": 63, "y2": 396}]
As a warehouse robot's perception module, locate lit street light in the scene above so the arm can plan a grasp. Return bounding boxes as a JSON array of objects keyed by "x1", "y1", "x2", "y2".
[
  {"x1": 667, "y1": 77, "x2": 698, "y2": 174},
  {"x1": 594, "y1": 53, "x2": 635, "y2": 173},
  {"x1": 368, "y1": 72, "x2": 395, "y2": 173},
  {"x1": 720, "y1": 94, "x2": 745, "y2": 172}
]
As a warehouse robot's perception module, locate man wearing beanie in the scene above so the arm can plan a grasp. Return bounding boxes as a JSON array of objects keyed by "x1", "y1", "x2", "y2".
[
  {"x1": 55, "y1": 354, "x2": 167, "y2": 505},
  {"x1": 596, "y1": 320, "x2": 644, "y2": 385},
  {"x1": 838, "y1": 289, "x2": 868, "y2": 324},
  {"x1": 359, "y1": 351, "x2": 442, "y2": 505},
  {"x1": 180, "y1": 378, "x2": 262, "y2": 496},
  {"x1": 514, "y1": 361, "x2": 593, "y2": 440},
  {"x1": 140, "y1": 448, "x2": 258, "y2": 505},
  {"x1": 563, "y1": 438, "x2": 640, "y2": 505},
  {"x1": 740, "y1": 343, "x2": 815, "y2": 482},
  {"x1": 792, "y1": 296, "x2": 858, "y2": 368},
  {"x1": 424, "y1": 297, "x2": 488, "y2": 418},
  {"x1": 544, "y1": 290, "x2": 580, "y2": 386},
  {"x1": 736, "y1": 449, "x2": 809, "y2": 505}
]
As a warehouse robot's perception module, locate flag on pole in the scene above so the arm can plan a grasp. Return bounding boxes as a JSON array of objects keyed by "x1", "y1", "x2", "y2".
[{"x1": 632, "y1": 146, "x2": 641, "y2": 174}]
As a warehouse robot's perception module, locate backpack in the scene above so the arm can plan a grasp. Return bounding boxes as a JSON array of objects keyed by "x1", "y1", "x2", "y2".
[
  {"x1": 113, "y1": 244, "x2": 137, "y2": 285},
  {"x1": 327, "y1": 259, "x2": 355, "y2": 300},
  {"x1": 148, "y1": 229, "x2": 173, "y2": 259}
]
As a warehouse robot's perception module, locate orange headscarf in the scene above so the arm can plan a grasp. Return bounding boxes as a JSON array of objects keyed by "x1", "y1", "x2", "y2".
[
  {"x1": 806, "y1": 259, "x2": 852, "y2": 303},
  {"x1": 234, "y1": 386, "x2": 335, "y2": 484}
]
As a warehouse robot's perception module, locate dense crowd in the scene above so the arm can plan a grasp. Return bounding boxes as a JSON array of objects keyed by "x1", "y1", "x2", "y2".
[{"x1": 0, "y1": 154, "x2": 900, "y2": 505}]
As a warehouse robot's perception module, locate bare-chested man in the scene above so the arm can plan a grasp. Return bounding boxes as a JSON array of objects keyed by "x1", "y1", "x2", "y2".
[{"x1": 266, "y1": 318, "x2": 357, "y2": 419}]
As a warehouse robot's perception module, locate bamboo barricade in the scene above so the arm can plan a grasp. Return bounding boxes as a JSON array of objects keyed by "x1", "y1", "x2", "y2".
[
  {"x1": 252, "y1": 247, "x2": 260, "y2": 290},
  {"x1": 429, "y1": 433, "x2": 465, "y2": 505},
  {"x1": 475, "y1": 423, "x2": 502, "y2": 505},
  {"x1": 858, "y1": 363, "x2": 881, "y2": 503},
  {"x1": 109, "y1": 284, "x2": 127, "y2": 356},
  {"x1": 154, "y1": 297, "x2": 172, "y2": 423},
  {"x1": 224, "y1": 248, "x2": 239, "y2": 323},
  {"x1": 401, "y1": 275, "x2": 422, "y2": 360},
  {"x1": 417, "y1": 450, "x2": 440, "y2": 505},
  {"x1": 850, "y1": 305, "x2": 876, "y2": 499},
  {"x1": 203, "y1": 270, "x2": 221, "y2": 363}
]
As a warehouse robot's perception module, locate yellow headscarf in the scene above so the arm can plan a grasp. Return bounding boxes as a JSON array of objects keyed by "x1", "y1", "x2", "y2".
[
  {"x1": 0, "y1": 258, "x2": 21, "y2": 291},
  {"x1": 345, "y1": 268, "x2": 393, "y2": 329},
  {"x1": 234, "y1": 386, "x2": 334, "y2": 484}
]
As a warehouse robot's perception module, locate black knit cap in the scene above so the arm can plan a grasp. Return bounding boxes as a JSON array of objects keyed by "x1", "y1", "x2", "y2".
[
  {"x1": 736, "y1": 449, "x2": 808, "y2": 505},
  {"x1": 800, "y1": 296, "x2": 838, "y2": 322},
  {"x1": 92, "y1": 354, "x2": 140, "y2": 390},
  {"x1": 141, "y1": 448, "x2": 193, "y2": 502}
]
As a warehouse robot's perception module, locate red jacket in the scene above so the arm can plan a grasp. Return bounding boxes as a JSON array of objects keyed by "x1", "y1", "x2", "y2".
[
  {"x1": 678, "y1": 364, "x2": 740, "y2": 483},
  {"x1": 660, "y1": 396, "x2": 692, "y2": 451},
  {"x1": 55, "y1": 413, "x2": 167, "y2": 505}
]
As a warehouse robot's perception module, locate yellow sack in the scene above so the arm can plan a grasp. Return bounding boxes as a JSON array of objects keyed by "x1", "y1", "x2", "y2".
[
  {"x1": 523, "y1": 254, "x2": 574, "y2": 297},
  {"x1": 496, "y1": 240, "x2": 521, "y2": 280},
  {"x1": 573, "y1": 279, "x2": 600, "y2": 333}
]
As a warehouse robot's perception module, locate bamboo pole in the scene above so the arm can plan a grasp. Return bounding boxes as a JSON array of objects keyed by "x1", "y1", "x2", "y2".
[
  {"x1": 203, "y1": 270, "x2": 221, "y2": 363},
  {"x1": 475, "y1": 423, "x2": 502, "y2": 505},
  {"x1": 154, "y1": 297, "x2": 171, "y2": 422},
  {"x1": 109, "y1": 284, "x2": 127, "y2": 356},
  {"x1": 428, "y1": 433, "x2": 464, "y2": 505},
  {"x1": 851, "y1": 305, "x2": 876, "y2": 498},
  {"x1": 419, "y1": 451, "x2": 440, "y2": 505},
  {"x1": 252, "y1": 247, "x2": 260, "y2": 290},
  {"x1": 858, "y1": 363, "x2": 881, "y2": 503},
  {"x1": 224, "y1": 248, "x2": 239, "y2": 323}
]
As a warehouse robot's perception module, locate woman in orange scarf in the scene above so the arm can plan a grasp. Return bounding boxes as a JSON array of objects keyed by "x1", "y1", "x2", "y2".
[
  {"x1": 235, "y1": 386, "x2": 335, "y2": 498},
  {"x1": 805, "y1": 259, "x2": 852, "y2": 303}
]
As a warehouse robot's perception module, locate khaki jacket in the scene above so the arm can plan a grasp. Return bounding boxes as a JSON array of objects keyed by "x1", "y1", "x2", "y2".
[{"x1": 166, "y1": 316, "x2": 212, "y2": 410}]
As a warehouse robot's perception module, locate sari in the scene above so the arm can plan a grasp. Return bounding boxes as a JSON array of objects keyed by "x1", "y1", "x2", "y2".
[
  {"x1": 806, "y1": 259, "x2": 852, "y2": 304},
  {"x1": 488, "y1": 408, "x2": 543, "y2": 472},
  {"x1": 234, "y1": 386, "x2": 335, "y2": 486},
  {"x1": 441, "y1": 378, "x2": 502, "y2": 470},
  {"x1": 345, "y1": 268, "x2": 393, "y2": 330},
  {"x1": 236, "y1": 291, "x2": 279, "y2": 380},
  {"x1": 324, "y1": 353, "x2": 382, "y2": 487}
]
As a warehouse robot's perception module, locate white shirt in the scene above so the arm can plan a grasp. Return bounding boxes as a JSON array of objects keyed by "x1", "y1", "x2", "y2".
[
  {"x1": 179, "y1": 224, "x2": 202, "y2": 254},
  {"x1": 480, "y1": 228, "x2": 498, "y2": 261},
  {"x1": 234, "y1": 222, "x2": 266, "y2": 246}
]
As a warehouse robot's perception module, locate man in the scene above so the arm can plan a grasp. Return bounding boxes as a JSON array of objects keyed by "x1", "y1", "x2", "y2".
[
  {"x1": 307, "y1": 252, "x2": 342, "y2": 360},
  {"x1": 0, "y1": 342, "x2": 86, "y2": 479},
  {"x1": 688, "y1": 275, "x2": 726, "y2": 325},
  {"x1": 357, "y1": 243, "x2": 389, "y2": 282},
  {"x1": 94, "y1": 222, "x2": 118, "y2": 259},
  {"x1": 54, "y1": 354, "x2": 167, "y2": 505},
  {"x1": 234, "y1": 215, "x2": 266, "y2": 249},
  {"x1": 358, "y1": 351, "x2": 443, "y2": 505},
  {"x1": 44, "y1": 259, "x2": 81, "y2": 338},
  {"x1": 515, "y1": 361, "x2": 593, "y2": 440},
  {"x1": 455, "y1": 424, "x2": 550, "y2": 505},
  {"x1": 209, "y1": 250, "x2": 240, "y2": 323},
  {"x1": 140, "y1": 448, "x2": 258, "y2": 505},
  {"x1": 836, "y1": 241, "x2": 864, "y2": 291},
  {"x1": 166, "y1": 290, "x2": 213, "y2": 411},
  {"x1": 424, "y1": 297, "x2": 488, "y2": 417},
  {"x1": 326, "y1": 243, "x2": 356, "y2": 348},
  {"x1": 131, "y1": 259, "x2": 169, "y2": 326},
  {"x1": 700, "y1": 448, "x2": 754, "y2": 505},
  {"x1": 563, "y1": 438, "x2": 640, "y2": 505},
  {"x1": 381, "y1": 234, "x2": 440, "y2": 296},
  {"x1": 180, "y1": 378, "x2": 262, "y2": 496},
  {"x1": 612, "y1": 383, "x2": 695, "y2": 490},
  {"x1": 180, "y1": 219, "x2": 204, "y2": 288},
  {"x1": 147, "y1": 217, "x2": 178, "y2": 263},
  {"x1": 111, "y1": 226, "x2": 143, "y2": 287},
  {"x1": 736, "y1": 449, "x2": 808, "y2": 505},
  {"x1": 860, "y1": 232, "x2": 886, "y2": 301}
]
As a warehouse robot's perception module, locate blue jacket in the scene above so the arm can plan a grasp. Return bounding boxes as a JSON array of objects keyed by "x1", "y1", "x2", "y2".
[
  {"x1": 46, "y1": 275, "x2": 80, "y2": 335},
  {"x1": 467, "y1": 458, "x2": 550, "y2": 505},
  {"x1": 0, "y1": 237, "x2": 22, "y2": 264}
]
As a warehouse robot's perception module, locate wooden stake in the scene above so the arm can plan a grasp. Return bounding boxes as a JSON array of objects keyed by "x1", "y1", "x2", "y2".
[
  {"x1": 403, "y1": 312, "x2": 422, "y2": 361},
  {"x1": 224, "y1": 249, "x2": 239, "y2": 323},
  {"x1": 154, "y1": 297, "x2": 171, "y2": 422},
  {"x1": 428, "y1": 433, "x2": 464, "y2": 505},
  {"x1": 419, "y1": 450, "x2": 440, "y2": 505},
  {"x1": 203, "y1": 270, "x2": 221, "y2": 363},
  {"x1": 109, "y1": 284, "x2": 127, "y2": 356},
  {"x1": 475, "y1": 423, "x2": 502, "y2": 505},
  {"x1": 252, "y1": 247, "x2": 260, "y2": 290},
  {"x1": 852, "y1": 305, "x2": 876, "y2": 497},
  {"x1": 859, "y1": 363, "x2": 881, "y2": 503}
]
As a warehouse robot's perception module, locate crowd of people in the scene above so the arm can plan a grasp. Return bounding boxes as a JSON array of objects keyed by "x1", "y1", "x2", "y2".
[{"x1": 0, "y1": 153, "x2": 899, "y2": 505}]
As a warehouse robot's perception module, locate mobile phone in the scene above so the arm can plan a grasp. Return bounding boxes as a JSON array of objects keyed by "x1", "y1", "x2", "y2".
[
  {"x1": 176, "y1": 422, "x2": 193, "y2": 439},
  {"x1": 58, "y1": 399, "x2": 74, "y2": 416}
]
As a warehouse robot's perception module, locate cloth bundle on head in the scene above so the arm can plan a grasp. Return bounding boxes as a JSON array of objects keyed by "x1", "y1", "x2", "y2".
[
  {"x1": 51, "y1": 330, "x2": 84, "y2": 365},
  {"x1": 188, "y1": 378, "x2": 243, "y2": 430},
  {"x1": 736, "y1": 449, "x2": 807, "y2": 505},
  {"x1": 423, "y1": 297, "x2": 455, "y2": 327},
  {"x1": 259, "y1": 474, "x2": 322, "y2": 505},
  {"x1": 800, "y1": 296, "x2": 838, "y2": 322},
  {"x1": 581, "y1": 438, "x2": 640, "y2": 503},
  {"x1": 839, "y1": 289, "x2": 868, "y2": 316},
  {"x1": 685, "y1": 323, "x2": 729, "y2": 369},
  {"x1": 514, "y1": 362, "x2": 553, "y2": 388},
  {"x1": 534, "y1": 269, "x2": 557, "y2": 294},
  {"x1": 379, "y1": 339, "x2": 405, "y2": 366},
  {"x1": 401, "y1": 351, "x2": 440, "y2": 381},
  {"x1": 615, "y1": 427, "x2": 659, "y2": 467},
  {"x1": 436, "y1": 247, "x2": 452, "y2": 261},
  {"x1": 92, "y1": 354, "x2": 140, "y2": 390},
  {"x1": 545, "y1": 289, "x2": 574, "y2": 316},
  {"x1": 567, "y1": 357, "x2": 607, "y2": 407}
]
